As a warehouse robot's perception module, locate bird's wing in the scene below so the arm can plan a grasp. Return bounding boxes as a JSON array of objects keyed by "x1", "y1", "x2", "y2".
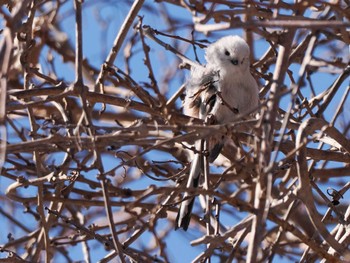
[{"x1": 176, "y1": 70, "x2": 223, "y2": 230}]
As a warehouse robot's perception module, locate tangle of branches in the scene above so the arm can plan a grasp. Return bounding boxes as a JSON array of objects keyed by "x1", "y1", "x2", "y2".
[{"x1": 0, "y1": 0, "x2": 349, "y2": 262}]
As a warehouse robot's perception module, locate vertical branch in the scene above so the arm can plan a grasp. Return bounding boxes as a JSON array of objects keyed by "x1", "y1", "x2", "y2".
[
  {"x1": 72, "y1": 4, "x2": 124, "y2": 258},
  {"x1": 19, "y1": 1, "x2": 53, "y2": 261},
  {"x1": 100, "y1": 178, "x2": 126, "y2": 263},
  {"x1": 74, "y1": 0, "x2": 83, "y2": 86},
  {"x1": 0, "y1": 29, "x2": 12, "y2": 174},
  {"x1": 202, "y1": 138, "x2": 212, "y2": 263},
  {"x1": 32, "y1": 178, "x2": 66, "y2": 262},
  {"x1": 243, "y1": 0, "x2": 254, "y2": 62},
  {"x1": 36, "y1": 182, "x2": 52, "y2": 263},
  {"x1": 247, "y1": 30, "x2": 296, "y2": 263},
  {"x1": 72, "y1": 0, "x2": 100, "y2": 172}
]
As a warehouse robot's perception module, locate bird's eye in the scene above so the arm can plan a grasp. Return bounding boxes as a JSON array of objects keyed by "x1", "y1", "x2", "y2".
[
  {"x1": 224, "y1": 50, "x2": 230, "y2": 56},
  {"x1": 231, "y1": 59, "x2": 239, "y2": 65}
]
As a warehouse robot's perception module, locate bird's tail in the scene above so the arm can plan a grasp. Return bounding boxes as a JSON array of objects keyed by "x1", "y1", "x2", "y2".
[{"x1": 175, "y1": 141, "x2": 202, "y2": 231}]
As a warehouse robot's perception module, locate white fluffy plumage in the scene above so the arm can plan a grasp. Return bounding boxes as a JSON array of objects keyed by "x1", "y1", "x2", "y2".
[
  {"x1": 176, "y1": 35, "x2": 259, "y2": 231},
  {"x1": 184, "y1": 35, "x2": 259, "y2": 122}
]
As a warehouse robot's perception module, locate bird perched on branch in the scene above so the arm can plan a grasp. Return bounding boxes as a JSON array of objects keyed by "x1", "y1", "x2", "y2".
[{"x1": 175, "y1": 35, "x2": 259, "y2": 231}]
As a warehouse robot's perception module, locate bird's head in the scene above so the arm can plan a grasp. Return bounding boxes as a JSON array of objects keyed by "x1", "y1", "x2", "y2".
[{"x1": 205, "y1": 35, "x2": 251, "y2": 74}]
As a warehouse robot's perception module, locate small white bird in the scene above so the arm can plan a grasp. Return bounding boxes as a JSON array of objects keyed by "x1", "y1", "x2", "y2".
[{"x1": 175, "y1": 35, "x2": 259, "y2": 231}]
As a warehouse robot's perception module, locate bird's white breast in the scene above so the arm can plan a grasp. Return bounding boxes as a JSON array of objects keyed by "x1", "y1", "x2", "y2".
[{"x1": 216, "y1": 70, "x2": 259, "y2": 123}]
